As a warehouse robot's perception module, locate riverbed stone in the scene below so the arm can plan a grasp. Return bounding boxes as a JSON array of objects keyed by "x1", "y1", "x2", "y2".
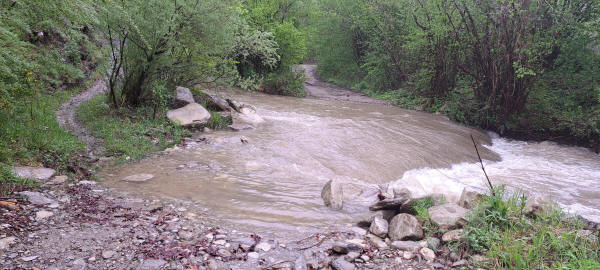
[
  {"x1": 428, "y1": 203, "x2": 468, "y2": 227},
  {"x1": 174, "y1": 86, "x2": 195, "y2": 107},
  {"x1": 137, "y1": 259, "x2": 167, "y2": 270},
  {"x1": 391, "y1": 241, "x2": 421, "y2": 252},
  {"x1": 458, "y1": 187, "x2": 484, "y2": 209},
  {"x1": 368, "y1": 197, "x2": 411, "y2": 211},
  {"x1": 121, "y1": 174, "x2": 154, "y2": 182},
  {"x1": 11, "y1": 166, "x2": 55, "y2": 181},
  {"x1": 167, "y1": 103, "x2": 211, "y2": 126},
  {"x1": 18, "y1": 191, "x2": 57, "y2": 206},
  {"x1": 36, "y1": 210, "x2": 54, "y2": 220},
  {"x1": 255, "y1": 242, "x2": 271, "y2": 252},
  {"x1": 332, "y1": 257, "x2": 355, "y2": 270},
  {"x1": 420, "y1": 247, "x2": 436, "y2": 261},
  {"x1": 369, "y1": 216, "x2": 388, "y2": 238},
  {"x1": 388, "y1": 213, "x2": 423, "y2": 241},
  {"x1": 321, "y1": 180, "x2": 343, "y2": 210},
  {"x1": 442, "y1": 229, "x2": 463, "y2": 242},
  {"x1": 0, "y1": 237, "x2": 16, "y2": 250},
  {"x1": 102, "y1": 250, "x2": 116, "y2": 259},
  {"x1": 366, "y1": 234, "x2": 388, "y2": 250}
]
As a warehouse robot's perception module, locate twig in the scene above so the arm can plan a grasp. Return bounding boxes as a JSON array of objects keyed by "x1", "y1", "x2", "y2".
[{"x1": 470, "y1": 134, "x2": 495, "y2": 196}]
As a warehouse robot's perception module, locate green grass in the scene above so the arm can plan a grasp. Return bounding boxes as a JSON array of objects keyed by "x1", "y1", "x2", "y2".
[
  {"x1": 77, "y1": 94, "x2": 190, "y2": 163},
  {"x1": 205, "y1": 112, "x2": 232, "y2": 130}
]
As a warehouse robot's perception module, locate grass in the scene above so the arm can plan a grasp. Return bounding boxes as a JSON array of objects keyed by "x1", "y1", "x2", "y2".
[
  {"x1": 205, "y1": 112, "x2": 232, "y2": 130},
  {"x1": 415, "y1": 188, "x2": 600, "y2": 269},
  {"x1": 77, "y1": 94, "x2": 190, "y2": 163}
]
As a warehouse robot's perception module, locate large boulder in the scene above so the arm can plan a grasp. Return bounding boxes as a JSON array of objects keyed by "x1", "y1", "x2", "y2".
[
  {"x1": 167, "y1": 103, "x2": 211, "y2": 126},
  {"x1": 388, "y1": 213, "x2": 423, "y2": 241},
  {"x1": 11, "y1": 166, "x2": 55, "y2": 181},
  {"x1": 321, "y1": 180, "x2": 344, "y2": 210},
  {"x1": 174, "y1": 86, "x2": 195, "y2": 107},
  {"x1": 428, "y1": 203, "x2": 468, "y2": 227},
  {"x1": 458, "y1": 187, "x2": 485, "y2": 209}
]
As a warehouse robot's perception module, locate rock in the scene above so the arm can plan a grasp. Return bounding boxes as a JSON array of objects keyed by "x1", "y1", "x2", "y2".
[
  {"x1": 102, "y1": 250, "x2": 116, "y2": 259},
  {"x1": 576, "y1": 230, "x2": 598, "y2": 242},
  {"x1": 452, "y1": 259, "x2": 467, "y2": 267},
  {"x1": 428, "y1": 203, "x2": 468, "y2": 227},
  {"x1": 332, "y1": 241, "x2": 350, "y2": 254},
  {"x1": 423, "y1": 237, "x2": 440, "y2": 251},
  {"x1": 0, "y1": 237, "x2": 16, "y2": 250},
  {"x1": 72, "y1": 258, "x2": 87, "y2": 270},
  {"x1": 50, "y1": 175, "x2": 68, "y2": 184},
  {"x1": 217, "y1": 249, "x2": 231, "y2": 257},
  {"x1": 366, "y1": 234, "x2": 388, "y2": 250},
  {"x1": 35, "y1": 210, "x2": 54, "y2": 219},
  {"x1": 332, "y1": 257, "x2": 355, "y2": 270},
  {"x1": 351, "y1": 227, "x2": 367, "y2": 236},
  {"x1": 11, "y1": 166, "x2": 55, "y2": 180},
  {"x1": 174, "y1": 86, "x2": 195, "y2": 107},
  {"x1": 372, "y1": 210, "x2": 397, "y2": 221},
  {"x1": 391, "y1": 241, "x2": 421, "y2": 252},
  {"x1": 442, "y1": 229, "x2": 463, "y2": 242},
  {"x1": 240, "y1": 136, "x2": 250, "y2": 144},
  {"x1": 419, "y1": 247, "x2": 436, "y2": 261},
  {"x1": 178, "y1": 230, "x2": 194, "y2": 240},
  {"x1": 403, "y1": 251, "x2": 415, "y2": 260},
  {"x1": 430, "y1": 262, "x2": 445, "y2": 269},
  {"x1": 208, "y1": 95, "x2": 232, "y2": 112},
  {"x1": 229, "y1": 123, "x2": 254, "y2": 131},
  {"x1": 121, "y1": 174, "x2": 154, "y2": 182},
  {"x1": 321, "y1": 180, "x2": 343, "y2": 210},
  {"x1": 137, "y1": 259, "x2": 167, "y2": 270},
  {"x1": 214, "y1": 239, "x2": 226, "y2": 245},
  {"x1": 346, "y1": 238, "x2": 366, "y2": 248},
  {"x1": 207, "y1": 259, "x2": 227, "y2": 270},
  {"x1": 368, "y1": 197, "x2": 411, "y2": 211},
  {"x1": 345, "y1": 252, "x2": 361, "y2": 262},
  {"x1": 524, "y1": 196, "x2": 551, "y2": 217},
  {"x1": 294, "y1": 255, "x2": 307, "y2": 270},
  {"x1": 458, "y1": 187, "x2": 484, "y2": 209},
  {"x1": 369, "y1": 216, "x2": 388, "y2": 238},
  {"x1": 388, "y1": 214, "x2": 423, "y2": 241},
  {"x1": 167, "y1": 103, "x2": 211, "y2": 126},
  {"x1": 21, "y1": 256, "x2": 38, "y2": 262},
  {"x1": 248, "y1": 252, "x2": 259, "y2": 259},
  {"x1": 18, "y1": 191, "x2": 57, "y2": 206},
  {"x1": 255, "y1": 242, "x2": 271, "y2": 252}
]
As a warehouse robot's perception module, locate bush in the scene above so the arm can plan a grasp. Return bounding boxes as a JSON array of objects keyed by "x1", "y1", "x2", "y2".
[{"x1": 261, "y1": 69, "x2": 306, "y2": 97}]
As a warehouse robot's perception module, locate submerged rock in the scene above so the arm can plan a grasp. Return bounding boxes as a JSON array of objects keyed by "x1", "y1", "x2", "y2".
[
  {"x1": 121, "y1": 174, "x2": 154, "y2": 182},
  {"x1": 174, "y1": 86, "x2": 195, "y2": 107},
  {"x1": 428, "y1": 203, "x2": 468, "y2": 227},
  {"x1": 11, "y1": 166, "x2": 55, "y2": 181},
  {"x1": 167, "y1": 103, "x2": 211, "y2": 126},
  {"x1": 388, "y1": 213, "x2": 423, "y2": 241},
  {"x1": 321, "y1": 180, "x2": 344, "y2": 210}
]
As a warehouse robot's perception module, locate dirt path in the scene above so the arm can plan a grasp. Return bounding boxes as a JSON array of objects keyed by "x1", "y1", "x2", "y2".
[{"x1": 55, "y1": 78, "x2": 107, "y2": 157}]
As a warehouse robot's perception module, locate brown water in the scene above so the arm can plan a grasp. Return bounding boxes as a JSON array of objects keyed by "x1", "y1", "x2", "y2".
[{"x1": 101, "y1": 65, "x2": 600, "y2": 235}]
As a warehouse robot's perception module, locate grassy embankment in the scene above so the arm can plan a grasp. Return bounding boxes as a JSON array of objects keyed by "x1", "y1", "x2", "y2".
[{"x1": 410, "y1": 188, "x2": 600, "y2": 269}]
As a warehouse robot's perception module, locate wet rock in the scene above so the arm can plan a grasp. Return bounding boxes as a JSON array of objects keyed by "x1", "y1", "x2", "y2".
[
  {"x1": 102, "y1": 250, "x2": 116, "y2": 259},
  {"x1": 321, "y1": 180, "x2": 343, "y2": 210},
  {"x1": 217, "y1": 249, "x2": 231, "y2": 257},
  {"x1": 0, "y1": 237, "x2": 16, "y2": 250},
  {"x1": 229, "y1": 123, "x2": 255, "y2": 131},
  {"x1": 294, "y1": 255, "x2": 307, "y2": 270},
  {"x1": 208, "y1": 259, "x2": 227, "y2": 270},
  {"x1": 240, "y1": 136, "x2": 250, "y2": 144},
  {"x1": 428, "y1": 203, "x2": 468, "y2": 227},
  {"x1": 167, "y1": 103, "x2": 211, "y2": 126},
  {"x1": 369, "y1": 216, "x2": 388, "y2": 238},
  {"x1": 391, "y1": 241, "x2": 421, "y2": 252},
  {"x1": 388, "y1": 214, "x2": 423, "y2": 241},
  {"x1": 524, "y1": 196, "x2": 551, "y2": 217},
  {"x1": 442, "y1": 229, "x2": 463, "y2": 242},
  {"x1": 12, "y1": 166, "x2": 55, "y2": 180},
  {"x1": 458, "y1": 187, "x2": 484, "y2": 209},
  {"x1": 121, "y1": 174, "x2": 154, "y2": 182},
  {"x1": 35, "y1": 210, "x2": 54, "y2": 220},
  {"x1": 174, "y1": 86, "x2": 195, "y2": 107},
  {"x1": 255, "y1": 242, "x2": 271, "y2": 252},
  {"x1": 137, "y1": 259, "x2": 167, "y2": 270},
  {"x1": 332, "y1": 257, "x2": 355, "y2": 270},
  {"x1": 368, "y1": 197, "x2": 410, "y2": 211},
  {"x1": 366, "y1": 234, "x2": 388, "y2": 250},
  {"x1": 18, "y1": 191, "x2": 57, "y2": 206},
  {"x1": 419, "y1": 247, "x2": 436, "y2": 261}
]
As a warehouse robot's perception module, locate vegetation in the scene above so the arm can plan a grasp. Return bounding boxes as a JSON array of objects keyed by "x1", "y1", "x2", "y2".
[
  {"x1": 313, "y1": 0, "x2": 600, "y2": 149},
  {"x1": 412, "y1": 188, "x2": 600, "y2": 269}
]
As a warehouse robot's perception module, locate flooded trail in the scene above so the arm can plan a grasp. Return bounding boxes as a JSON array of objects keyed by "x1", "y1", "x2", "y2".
[{"x1": 100, "y1": 65, "x2": 600, "y2": 238}]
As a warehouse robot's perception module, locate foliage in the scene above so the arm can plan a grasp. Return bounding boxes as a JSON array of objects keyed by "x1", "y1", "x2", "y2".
[
  {"x1": 314, "y1": 0, "x2": 600, "y2": 148},
  {"x1": 77, "y1": 95, "x2": 189, "y2": 162},
  {"x1": 205, "y1": 112, "x2": 232, "y2": 130},
  {"x1": 262, "y1": 69, "x2": 306, "y2": 97}
]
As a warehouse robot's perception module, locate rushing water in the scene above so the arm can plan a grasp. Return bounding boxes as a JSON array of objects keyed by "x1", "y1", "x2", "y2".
[{"x1": 101, "y1": 65, "x2": 600, "y2": 236}]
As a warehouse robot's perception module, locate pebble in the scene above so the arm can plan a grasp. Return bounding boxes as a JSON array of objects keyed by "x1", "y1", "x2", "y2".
[
  {"x1": 217, "y1": 249, "x2": 231, "y2": 257},
  {"x1": 247, "y1": 252, "x2": 260, "y2": 259},
  {"x1": 403, "y1": 251, "x2": 415, "y2": 260},
  {"x1": 345, "y1": 251, "x2": 361, "y2": 262},
  {"x1": 419, "y1": 247, "x2": 436, "y2": 261},
  {"x1": 178, "y1": 230, "x2": 194, "y2": 240},
  {"x1": 36, "y1": 210, "x2": 54, "y2": 220},
  {"x1": 255, "y1": 242, "x2": 271, "y2": 252},
  {"x1": 332, "y1": 257, "x2": 355, "y2": 270},
  {"x1": 102, "y1": 250, "x2": 116, "y2": 259},
  {"x1": 360, "y1": 255, "x2": 370, "y2": 262},
  {"x1": 21, "y1": 256, "x2": 38, "y2": 262},
  {"x1": 0, "y1": 237, "x2": 16, "y2": 250},
  {"x1": 137, "y1": 259, "x2": 167, "y2": 270},
  {"x1": 214, "y1": 239, "x2": 227, "y2": 245},
  {"x1": 332, "y1": 241, "x2": 349, "y2": 254}
]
